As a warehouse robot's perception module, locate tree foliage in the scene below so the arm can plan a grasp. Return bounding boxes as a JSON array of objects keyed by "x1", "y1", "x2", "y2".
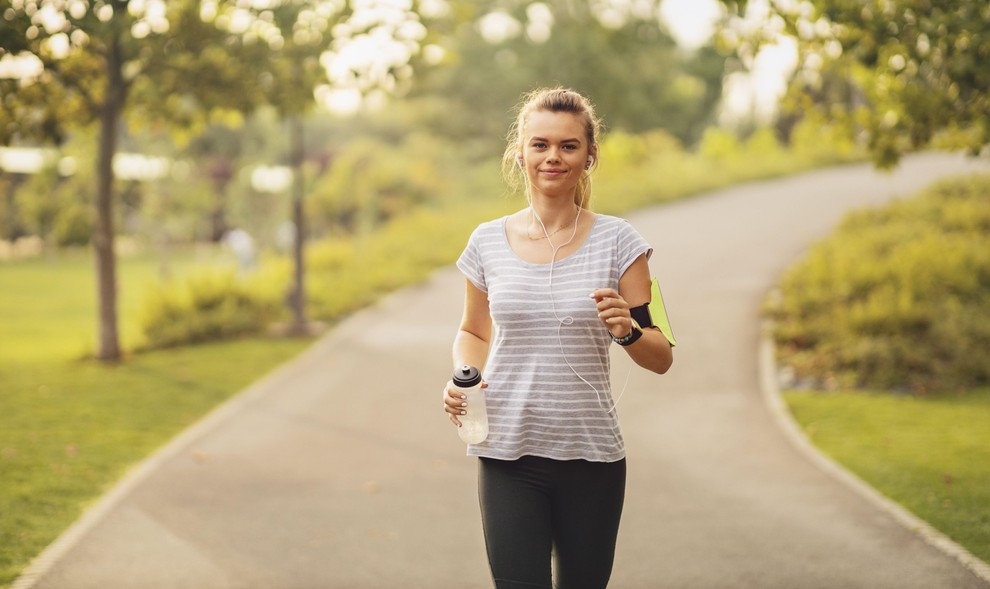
[
  {"x1": 720, "y1": 0, "x2": 990, "y2": 167},
  {"x1": 411, "y1": 0, "x2": 727, "y2": 157}
]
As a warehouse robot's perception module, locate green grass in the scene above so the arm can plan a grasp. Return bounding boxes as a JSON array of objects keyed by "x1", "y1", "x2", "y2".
[
  {"x1": 785, "y1": 388, "x2": 990, "y2": 563},
  {"x1": 0, "y1": 246, "x2": 233, "y2": 362},
  {"x1": 0, "y1": 247, "x2": 312, "y2": 587},
  {"x1": 0, "y1": 338, "x2": 311, "y2": 587}
]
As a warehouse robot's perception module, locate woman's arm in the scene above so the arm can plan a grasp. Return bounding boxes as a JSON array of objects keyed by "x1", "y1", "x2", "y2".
[
  {"x1": 445, "y1": 279, "x2": 492, "y2": 426},
  {"x1": 593, "y1": 254, "x2": 673, "y2": 374},
  {"x1": 452, "y1": 279, "x2": 492, "y2": 370}
]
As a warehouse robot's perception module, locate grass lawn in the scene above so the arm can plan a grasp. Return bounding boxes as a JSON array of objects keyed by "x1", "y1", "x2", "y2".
[
  {"x1": 0, "y1": 246, "x2": 231, "y2": 362},
  {"x1": 0, "y1": 248, "x2": 313, "y2": 588},
  {"x1": 785, "y1": 388, "x2": 990, "y2": 564}
]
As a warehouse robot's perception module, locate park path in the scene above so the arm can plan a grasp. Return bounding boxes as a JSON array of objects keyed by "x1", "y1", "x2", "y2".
[{"x1": 22, "y1": 153, "x2": 990, "y2": 589}]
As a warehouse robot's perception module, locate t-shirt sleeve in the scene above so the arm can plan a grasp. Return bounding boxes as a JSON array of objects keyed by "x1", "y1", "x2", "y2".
[
  {"x1": 617, "y1": 219, "x2": 653, "y2": 276},
  {"x1": 456, "y1": 224, "x2": 488, "y2": 292}
]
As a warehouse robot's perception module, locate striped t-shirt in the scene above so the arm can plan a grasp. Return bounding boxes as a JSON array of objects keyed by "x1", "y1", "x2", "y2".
[{"x1": 456, "y1": 213, "x2": 653, "y2": 462}]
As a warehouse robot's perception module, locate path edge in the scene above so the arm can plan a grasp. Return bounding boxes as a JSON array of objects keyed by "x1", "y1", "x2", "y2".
[{"x1": 758, "y1": 318, "x2": 990, "y2": 586}]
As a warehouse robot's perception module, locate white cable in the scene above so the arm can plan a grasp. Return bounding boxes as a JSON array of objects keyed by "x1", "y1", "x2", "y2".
[{"x1": 531, "y1": 204, "x2": 632, "y2": 416}]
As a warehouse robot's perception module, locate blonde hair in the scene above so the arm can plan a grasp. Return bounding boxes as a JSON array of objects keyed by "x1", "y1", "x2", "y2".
[{"x1": 501, "y1": 87, "x2": 603, "y2": 209}]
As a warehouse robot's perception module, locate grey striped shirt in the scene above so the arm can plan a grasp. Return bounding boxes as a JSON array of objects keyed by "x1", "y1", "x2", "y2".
[{"x1": 456, "y1": 213, "x2": 652, "y2": 462}]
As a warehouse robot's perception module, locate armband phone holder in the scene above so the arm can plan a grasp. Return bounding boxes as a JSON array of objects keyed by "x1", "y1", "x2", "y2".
[{"x1": 629, "y1": 277, "x2": 677, "y2": 347}]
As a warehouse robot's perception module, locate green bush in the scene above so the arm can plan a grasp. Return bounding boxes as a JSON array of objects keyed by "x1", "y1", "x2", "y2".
[
  {"x1": 307, "y1": 134, "x2": 452, "y2": 235},
  {"x1": 140, "y1": 270, "x2": 280, "y2": 349},
  {"x1": 768, "y1": 174, "x2": 990, "y2": 393},
  {"x1": 52, "y1": 201, "x2": 92, "y2": 247},
  {"x1": 789, "y1": 110, "x2": 859, "y2": 163}
]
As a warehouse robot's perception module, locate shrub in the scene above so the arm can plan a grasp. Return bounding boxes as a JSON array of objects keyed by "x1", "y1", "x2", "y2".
[
  {"x1": 768, "y1": 174, "x2": 990, "y2": 393},
  {"x1": 52, "y1": 202, "x2": 92, "y2": 247},
  {"x1": 140, "y1": 270, "x2": 280, "y2": 349}
]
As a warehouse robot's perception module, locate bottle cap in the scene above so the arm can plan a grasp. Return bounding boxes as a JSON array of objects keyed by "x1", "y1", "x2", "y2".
[{"x1": 452, "y1": 365, "x2": 482, "y2": 388}]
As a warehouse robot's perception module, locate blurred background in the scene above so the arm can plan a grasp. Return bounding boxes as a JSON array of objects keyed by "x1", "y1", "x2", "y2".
[
  {"x1": 2, "y1": 0, "x2": 984, "y2": 360},
  {"x1": 1, "y1": 0, "x2": 987, "y2": 586}
]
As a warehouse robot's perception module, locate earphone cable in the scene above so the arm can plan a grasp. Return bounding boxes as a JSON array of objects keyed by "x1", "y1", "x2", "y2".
[{"x1": 530, "y1": 202, "x2": 631, "y2": 416}]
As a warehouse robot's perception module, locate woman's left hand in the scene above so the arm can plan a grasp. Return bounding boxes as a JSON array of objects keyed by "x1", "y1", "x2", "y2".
[{"x1": 591, "y1": 288, "x2": 633, "y2": 339}]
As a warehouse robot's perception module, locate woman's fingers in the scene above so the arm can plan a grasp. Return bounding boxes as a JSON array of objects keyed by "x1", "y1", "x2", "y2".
[
  {"x1": 592, "y1": 290, "x2": 628, "y2": 312},
  {"x1": 590, "y1": 290, "x2": 637, "y2": 337},
  {"x1": 590, "y1": 288, "x2": 623, "y2": 303},
  {"x1": 594, "y1": 294, "x2": 630, "y2": 326},
  {"x1": 597, "y1": 306, "x2": 628, "y2": 321},
  {"x1": 442, "y1": 380, "x2": 486, "y2": 428},
  {"x1": 443, "y1": 381, "x2": 467, "y2": 427}
]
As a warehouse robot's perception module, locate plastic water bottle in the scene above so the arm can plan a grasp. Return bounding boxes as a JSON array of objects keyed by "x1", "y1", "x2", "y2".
[{"x1": 451, "y1": 365, "x2": 488, "y2": 444}]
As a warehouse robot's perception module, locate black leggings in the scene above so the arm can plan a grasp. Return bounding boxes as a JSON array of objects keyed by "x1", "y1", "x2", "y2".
[{"x1": 478, "y1": 456, "x2": 626, "y2": 589}]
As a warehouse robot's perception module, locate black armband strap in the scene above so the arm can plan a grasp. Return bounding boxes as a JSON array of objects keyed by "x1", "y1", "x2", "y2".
[{"x1": 629, "y1": 303, "x2": 655, "y2": 329}]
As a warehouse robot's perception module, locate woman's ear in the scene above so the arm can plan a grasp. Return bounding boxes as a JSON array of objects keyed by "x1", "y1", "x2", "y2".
[{"x1": 586, "y1": 149, "x2": 597, "y2": 169}]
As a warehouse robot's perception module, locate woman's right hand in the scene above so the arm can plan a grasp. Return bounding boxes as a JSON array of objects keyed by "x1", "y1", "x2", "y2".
[{"x1": 443, "y1": 381, "x2": 487, "y2": 427}]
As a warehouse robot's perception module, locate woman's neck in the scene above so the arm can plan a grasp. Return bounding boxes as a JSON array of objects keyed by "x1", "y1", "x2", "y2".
[{"x1": 529, "y1": 196, "x2": 580, "y2": 230}]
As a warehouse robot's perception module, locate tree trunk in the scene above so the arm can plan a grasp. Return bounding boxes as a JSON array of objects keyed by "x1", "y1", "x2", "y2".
[
  {"x1": 1, "y1": 173, "x2": 29, "y2": 241},
  {"x1": 288, "y1": 115, "x2": 307, "y2": 333},
  {"x1": 208, "y1": 157, "x2": 233, "y2": 242},
  {"x1": 93, "y1": 28, "x2": 126, "y2": 362}
]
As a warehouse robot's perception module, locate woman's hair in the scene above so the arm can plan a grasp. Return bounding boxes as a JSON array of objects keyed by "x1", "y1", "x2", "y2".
[{"x1": 501, "y1": 87, "x2": 603, "y2": 209}]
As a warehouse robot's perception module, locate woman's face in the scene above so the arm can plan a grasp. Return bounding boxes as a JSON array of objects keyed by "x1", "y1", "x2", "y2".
[{"x1": 520, "y1": 110, "x2": 593, "y2": 202}]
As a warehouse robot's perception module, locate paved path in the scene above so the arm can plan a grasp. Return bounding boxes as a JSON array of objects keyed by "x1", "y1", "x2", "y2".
[{"x1": 23, "y1": 153, "x2": 990, "y2": 589}]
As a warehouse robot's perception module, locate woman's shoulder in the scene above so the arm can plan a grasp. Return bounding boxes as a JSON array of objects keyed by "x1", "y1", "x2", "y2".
[
  {"x1": 464, "y1": 215, "x2": 509, "y2": 248},
  {"x1": 592, "y1": 212, "x2": 622, "y2": 225},
  {"x1": 590, "y1": 213, "x2": 650, "y2": 250},
  {"x1": 590, "y1": 213, "x2": 632, "y2": 234},
  {"x1": 471, "y1": 215, "x2": 509, "y2": 236}
]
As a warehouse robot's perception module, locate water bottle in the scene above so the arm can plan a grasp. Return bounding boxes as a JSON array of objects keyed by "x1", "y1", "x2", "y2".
[{"x1": 451, "y1": 365, "x2": 488, "y2": 444}]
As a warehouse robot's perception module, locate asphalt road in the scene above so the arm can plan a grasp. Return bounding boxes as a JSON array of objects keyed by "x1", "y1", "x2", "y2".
[{"x1": 22, "y1": 152, "x2": 990, "y2": 589}]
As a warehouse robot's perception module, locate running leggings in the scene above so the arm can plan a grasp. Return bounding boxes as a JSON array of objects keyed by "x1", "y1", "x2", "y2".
[{"x1": 478, "y1": 456, "x2": 626, "y2": 589}]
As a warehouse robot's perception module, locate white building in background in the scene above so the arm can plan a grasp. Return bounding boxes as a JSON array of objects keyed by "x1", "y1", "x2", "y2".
[
  {"x1": 250, "y1": 165, "x2": 293, "y2": 193},
  {"x1": 0, "y1": 146, "x2": 171, "y2": 181},
  {"x1": 0, "y1": 147, "x2": 294, "y2": 196}
]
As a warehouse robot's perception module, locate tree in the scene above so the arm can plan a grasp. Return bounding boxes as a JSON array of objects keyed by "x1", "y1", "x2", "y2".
[
  {"x1": 203, "y1": 0, "x2": 430, "y2": 334},
  {"x1": 719, "y1": 0, "x2": 990, "y2": 167},
  {"x1": 185, "y1": 123, "x2": 243, "y2": 243},
  {"x1": 0, "y1": 0, "x2": 263, "y2": 361}
]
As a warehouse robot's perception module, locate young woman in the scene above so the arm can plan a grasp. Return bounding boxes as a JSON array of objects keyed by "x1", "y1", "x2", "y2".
[{"x1": 443, "y1": 87, "x2": 673, "y2": 588}]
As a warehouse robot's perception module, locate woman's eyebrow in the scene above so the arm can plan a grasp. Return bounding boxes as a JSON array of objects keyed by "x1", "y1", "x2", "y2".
[{"x1": 529, "y1": 136, "x2": 582, "y2": 144}]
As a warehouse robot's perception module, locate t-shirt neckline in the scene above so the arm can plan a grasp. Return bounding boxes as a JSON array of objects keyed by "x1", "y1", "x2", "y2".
[{"x1": 500, "y1": 212, "x2": 601, "y2": 267}]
